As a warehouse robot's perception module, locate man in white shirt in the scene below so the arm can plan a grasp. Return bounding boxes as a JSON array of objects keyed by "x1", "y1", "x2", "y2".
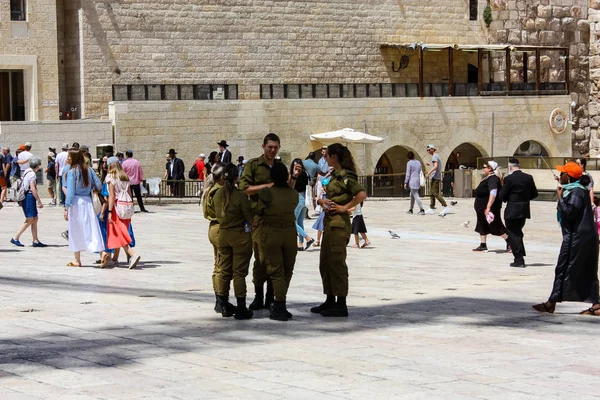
[
  {"x1": 17, "y1": 142, "x2": 33, "y2": 172},
  {"x1": 55, "y1": 143, "x2": 70, "y2": 205}
]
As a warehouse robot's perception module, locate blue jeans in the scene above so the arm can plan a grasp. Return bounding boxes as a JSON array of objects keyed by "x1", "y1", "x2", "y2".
[{"x1": 295, "y1": 193, "x2": 308, "y2": 243}]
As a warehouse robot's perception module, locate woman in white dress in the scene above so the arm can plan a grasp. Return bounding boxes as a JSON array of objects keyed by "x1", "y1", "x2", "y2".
[{"x1": 64, "y1": 149, "x2": 104, "y2": 266}]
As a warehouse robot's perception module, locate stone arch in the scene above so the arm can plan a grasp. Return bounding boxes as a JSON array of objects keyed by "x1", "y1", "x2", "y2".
[
  {"x1": 374, "y1": 145, "x2": 423, "y2": 175},
  {"x1": 513, "y1": 140, "x2": 549, "y2": 157},
  {"x1": 444, "y1": 142, "x2": 486, "y2": 171}
]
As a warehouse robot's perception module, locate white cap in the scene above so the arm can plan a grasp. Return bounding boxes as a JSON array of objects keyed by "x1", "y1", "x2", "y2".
[
  {"x1": 199, "y1": 153, "x2": 206, "y2": 158},
  {"x1": 426, "y1": 144, "x2": 435, "y2": 150}
]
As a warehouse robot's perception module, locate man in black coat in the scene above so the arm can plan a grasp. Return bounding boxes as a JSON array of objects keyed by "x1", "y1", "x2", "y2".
[
  {"x1": 217, "y1": 140, "x2": 232, "y2": 164},
  {"x1": 166, "y1": 148, "x2": 185, "y2": 197},
  {"x1": 499, "y1": 157, "x2": 538, "y2": 267}
]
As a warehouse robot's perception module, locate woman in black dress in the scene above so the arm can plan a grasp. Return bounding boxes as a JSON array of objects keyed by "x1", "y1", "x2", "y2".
[{"x1": 472, "y1": 161, "x2": 509, "y2": 252}]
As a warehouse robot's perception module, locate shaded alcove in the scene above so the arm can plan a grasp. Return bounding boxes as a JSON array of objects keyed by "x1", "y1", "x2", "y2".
[
  {"x1": 513, "y1": 140, "x2": 549, "y2": 157},
  {"x1": 374, "y1": 145, "x2": 423, "y2": 175},
  {"x1": 445, "y1": 143, "x2": 484, "y2": 170}
]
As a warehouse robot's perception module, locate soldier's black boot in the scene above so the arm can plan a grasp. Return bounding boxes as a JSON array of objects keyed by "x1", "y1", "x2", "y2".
[
  {"x1": 214, "y1": 292, "x2": 222, "y2": 313},
  {"x1": 217, "y1": 295, "x2": 235, "y2": 318},
  {"x1": 234, "y1": 297, "x2": 253, "y2": 320},
  {"x1": 249, "y1": 284, "x2": 264, "y2": 311},
  {"x1": 269, "y1": 300, "x2": 289, "y2": 321},
  {"x1": 321, "y1": 296, "x2": 348, "y2": 317},
  {"x1": 310, "y1": 295, "x2": 335, "y2": 313},
  {"x1": 264, "y1": 280, "x2": 275, "y2": 310}
]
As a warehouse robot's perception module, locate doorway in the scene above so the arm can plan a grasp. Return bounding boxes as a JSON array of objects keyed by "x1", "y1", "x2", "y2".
[{"x1": 0, "y1": 70, "x2": 25, "y2": 121}]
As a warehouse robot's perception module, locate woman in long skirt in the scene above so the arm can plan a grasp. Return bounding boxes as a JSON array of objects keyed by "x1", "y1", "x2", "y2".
[{"x1": 64, "y1": 149, "x2": 104, "y2": 266}]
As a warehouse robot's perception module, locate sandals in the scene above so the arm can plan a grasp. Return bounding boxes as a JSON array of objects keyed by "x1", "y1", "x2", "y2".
[
  {"x1": 532, "y1": 301, "x2": 555, "y2": 313},
  {"x1": 351, "y1": 244, "x2": 359, "y2": 248},
  {"x1": 580, "y1": 304, "x2": 600, "y2": 316},
  {"x1": 66, "y1": 261, "x2": 81, "y2": 267},
  {"x1": 313, "y1": 242, "x2": 320, "y2": 247},
  {"x1": 361, "y1": 241, "x2": 371, "y2": 248}
]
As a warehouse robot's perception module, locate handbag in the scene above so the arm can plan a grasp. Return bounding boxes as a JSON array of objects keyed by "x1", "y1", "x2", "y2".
[
  {"x1": 419, "y1": 170, "x2": 426, "y2": 187},
  {"x1": 92, "y1": 192, "x2": 102, "y2": 215},
  {"x1": 305, "y1": 184, "x2": 314, "y2": 212}
]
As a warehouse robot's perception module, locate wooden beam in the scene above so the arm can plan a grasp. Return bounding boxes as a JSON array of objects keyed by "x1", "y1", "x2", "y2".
[
  {"x1": 418, "y1": 47, "x2": 424, "y2": 97},
  {"x1": 477, "y1": 49, "x2": 483, "y2": 95},
  {"x1": 505, "y1": 48, "x2": 511, "y2": 93},
  {"x1": 448, "y1": 47, "x2": 454, "y2": 96},
  {"x1": 565, "y1": 48, "x2": 570, "y2": 93},
  {"x1": 535, "y1": 48, "x2": 541, "y2": 92}
]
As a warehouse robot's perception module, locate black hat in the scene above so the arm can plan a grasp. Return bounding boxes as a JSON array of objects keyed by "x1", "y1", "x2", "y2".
[
  {"x1": 237, "y1": 155, "x2": 244, "y2": 162},
  {"x1": 509, "y1": 157, "x2": 519, "y2": 165},
  {"x1": 48, "y1": 146, "x2": 56, "y2": 151},
  {"x1": 217, "y1": 140, "x2": 229, "y2": 147},
  {"x1": 168, "y1": 148, "x2": 177, "y2": 155}
]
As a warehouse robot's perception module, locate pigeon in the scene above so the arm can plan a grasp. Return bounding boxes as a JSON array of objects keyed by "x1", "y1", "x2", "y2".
[
  {"x1": 388, "y1": 230, "x2": 401, "y2": 239},
  {"x1": 439, "y1": 213, "x2": 446, "y2": 218},
  {"x1": 460, "y1": 221, "x2": 470, "y2": 228},
  {"x1": 450, "y1": 201, "x2": 458, "y2": 206}
]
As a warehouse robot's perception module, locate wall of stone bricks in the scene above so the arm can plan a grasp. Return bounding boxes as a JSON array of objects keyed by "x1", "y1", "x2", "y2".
[
  {"x1": 488, "y1": 0, "x2": 590, "y2": 155},
  {"x1": 109, "y1": 96, "x2": 572, "y2": 178},
  {"x1": 0, "y1": 121, "x2": 113, "y2": 158},
  {"x1": 0, "y1": 0, "x2": 60, "y2": 120},
  {"x1": 76, "y1": 0, "x2": 490, "y2": 117}
]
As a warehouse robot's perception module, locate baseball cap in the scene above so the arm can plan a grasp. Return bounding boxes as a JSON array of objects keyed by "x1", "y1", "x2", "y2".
[
  {"x1": 106, "y1": 156, "x2": 119, "y2": 166},
  {"x1": 199, "y1": 153, "x2": 206, "y2": 158},
  {"x1": 80, "y1": 145, "x2": 89, "y2": 151},
  {"x1": 24, "y1": 142, "x2": 32, "y2": 147},
  {"x1": 18, "y1": 144, "x2": 25, "y2": 151},
  {"x1": 62, "y1": 142, "x2": 70, "y2": 149},
  {"x1": 556, "y1": 161, "x2": 583, "y2": 179},
  {"x1": 426, "y1": 144, "x2": 435, "y2": 150},
  {"x1": 321, "y1": 146, "x2": 328, "y2": 150}
]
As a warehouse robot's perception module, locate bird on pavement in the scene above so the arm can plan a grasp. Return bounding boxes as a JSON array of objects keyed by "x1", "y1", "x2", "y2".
[
  {"x1": 388, "y1": 230, "x2": 401, "y2": 239},
  {"x1": 460, "y1": 221, "x2": 470, "y2": 228}
]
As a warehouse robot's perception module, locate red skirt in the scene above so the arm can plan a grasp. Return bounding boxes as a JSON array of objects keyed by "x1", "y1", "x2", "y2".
[{"x1": 107, "y1": 211, "x2": 132, "y2": 249}]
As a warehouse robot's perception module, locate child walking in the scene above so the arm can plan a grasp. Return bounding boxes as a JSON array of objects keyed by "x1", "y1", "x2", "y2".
[{"x1": 350, "y1": 202, "x2": 371, "y2": 248}]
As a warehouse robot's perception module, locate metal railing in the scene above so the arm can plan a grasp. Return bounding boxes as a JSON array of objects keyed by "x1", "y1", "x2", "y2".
[
  {"x1": 476, "y1": 156, "x2": 600, "y2": 170},
  {"x1": 147, "y1": 180, "x2": 203, "y2": 200},
  {"x1": 358, "y1": 173, "x2": 455, "y2": 198}
]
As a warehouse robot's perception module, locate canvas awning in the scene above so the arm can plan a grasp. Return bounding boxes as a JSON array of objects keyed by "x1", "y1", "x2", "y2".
[{"x1": 310, "y1": 128, "x2": 384, "y2": 144}]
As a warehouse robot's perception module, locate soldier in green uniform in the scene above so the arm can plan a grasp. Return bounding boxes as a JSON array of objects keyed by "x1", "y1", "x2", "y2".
[
  {"x1": 311, "y1": 143, "x2": 367, "y2": 317},
  {"x1": 213, "y1": 163, "x2": 254, "y2": 319},
  {"x1": 238, "y1": 133, "x2": 281, "y2": 311},
  {"x1": 255, "y1": 162, "x2": 298, "y2": 321},
  {"x1": 201, "y1": 164, "x2": 230, "y2": 314}
]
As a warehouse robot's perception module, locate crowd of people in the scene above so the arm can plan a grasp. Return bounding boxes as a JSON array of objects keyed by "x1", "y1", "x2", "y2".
[
  {"x1": 2, "y1": 139, "x2": 599, "y2": 319},
  {"x1": 2, "y1": 142, "x2": 145, "y2": 269}
]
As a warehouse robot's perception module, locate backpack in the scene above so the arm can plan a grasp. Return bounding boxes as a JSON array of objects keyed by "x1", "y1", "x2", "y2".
[
  {"x1": 111, "y1": 178, "x2": 134, "y2": 219},
  {"x1": 13, "y1": 170, "x2": 34, "y2": 202},
  {"x1": 188, "y1": 163, "x2": 199, "y2": 180}
]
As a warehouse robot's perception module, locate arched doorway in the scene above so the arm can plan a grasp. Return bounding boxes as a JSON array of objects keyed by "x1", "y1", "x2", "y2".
[
  {"x1": 374, "y1": 145, "x2": 422, "y2": 175},
  {"x1": 445, "y1": 143, "x2": 483, "y2": 171},
  {"x1": 513, "y1": 140, "x2": 549, "y2": 157}
]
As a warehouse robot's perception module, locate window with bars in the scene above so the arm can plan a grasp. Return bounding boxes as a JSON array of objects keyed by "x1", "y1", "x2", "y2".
[
  {"x1": 10, "y1": 0, "x2": 26, "y2": 21},
  {"x1": 469, "y1": 0, "x2": 478, "y2": 21}
]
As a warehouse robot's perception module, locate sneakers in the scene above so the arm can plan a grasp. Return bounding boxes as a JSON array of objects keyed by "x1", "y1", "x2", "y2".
[
  {"x1": 472, "y1": 245, "x2": 488, "y2": 252},
  {"x1": 10, "y1": 238, "x2": 24, "y2": 247},
  {"x1": 439, "y1": 206, "x2": 451, "y2": 216},
  {"x1": 49, "y1": 199, "x2": 56, "y2": 206},
  {"x1": 425, "y1": 209, "x2": 436, "y2": 215},
  {"x1": 418, "y1": 210, "x2": 425, "y2": 215},
  {"x1": 32, "y1": 241, "x2": 47, "y2": 248},
  {"x1": 407, "y1": 210, "x2": 413, "y2": 214},
  {"x1": 128, "y1": 255, "x2": 141, "y2": 269}
]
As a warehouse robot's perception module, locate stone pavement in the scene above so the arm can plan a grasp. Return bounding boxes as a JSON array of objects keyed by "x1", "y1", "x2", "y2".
[{"x1": 0, "y1": 198, "x2": 599, "y2": 399}]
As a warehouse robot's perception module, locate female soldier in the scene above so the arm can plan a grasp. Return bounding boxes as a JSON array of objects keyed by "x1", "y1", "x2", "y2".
[
  {"x1": 255, "y1": 162, "x2": 298, "y2": 321},
  {"x1": 213, "y1": 163, "x2": 254, "y2": 319},
  {"x1": 311, "y1": 143, "x2": 367, "y2": 317},
  {"x1": 202, "y1": 164, "x2": 230, "y2": 314}
]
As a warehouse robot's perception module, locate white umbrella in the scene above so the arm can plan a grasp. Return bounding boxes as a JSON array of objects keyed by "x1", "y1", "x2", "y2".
[
  {"x1": 310, "y1": 128, "x2": 384, "y2": 174},
  {"x1": 310, "y1": 128, "x2": 384, "y2": 144}
]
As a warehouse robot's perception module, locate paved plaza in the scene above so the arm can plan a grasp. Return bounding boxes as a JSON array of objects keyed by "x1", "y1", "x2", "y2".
[{"x1": 0, "y1": 198, "x2": 599, "y2": 399}]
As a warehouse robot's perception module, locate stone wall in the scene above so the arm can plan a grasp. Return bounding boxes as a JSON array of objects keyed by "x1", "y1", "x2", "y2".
[
  {"x1": 109, "y1": 96, "x2": 572, "y2": 179},
  {"x1": 488, "y1": 0, "x2": 590, "y2": 155},
  {"x1": 0, "y1": 0, "x2": 60, "y2": 120},
  {"x1": 76, "y1": 0, "x2": 490, "y2": 117},
  {"x1": 0, "y1": 120, "x2": 113, "y2": 160}
]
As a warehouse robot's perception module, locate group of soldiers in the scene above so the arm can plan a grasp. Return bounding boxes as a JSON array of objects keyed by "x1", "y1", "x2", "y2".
[{"x1": 202, "y1": 133, "x2": 367, "y2": 321}]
